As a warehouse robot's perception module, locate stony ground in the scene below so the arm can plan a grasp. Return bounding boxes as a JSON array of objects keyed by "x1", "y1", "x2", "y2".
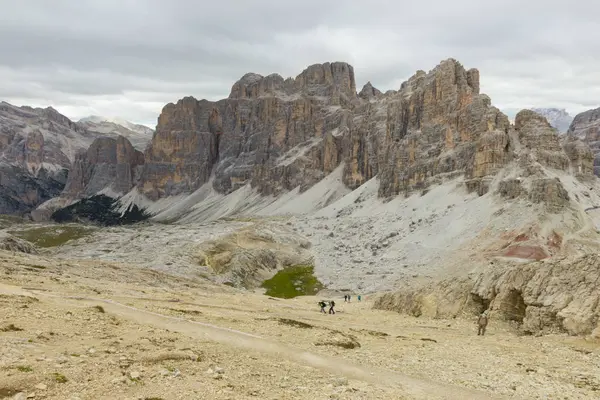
[{"x1": 1, "y1": 250, "x2": 600, "y2": 400}]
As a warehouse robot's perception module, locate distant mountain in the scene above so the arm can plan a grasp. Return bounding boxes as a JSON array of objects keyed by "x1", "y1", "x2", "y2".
[
  {"x1": 531, "y1": 108, "x2": 573, "y2": 133},
  {"x1": 78, "y1": 116, "x2": 153, "y2": 150},
  {"x1": 0, "y1": 102, "x2": 101, "y2": 214},
  {"x1": 0, "y1": 103, "x2": 154, "y2": 215}
]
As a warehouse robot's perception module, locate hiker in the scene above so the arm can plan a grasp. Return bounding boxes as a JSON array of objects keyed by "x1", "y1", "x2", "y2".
[
  {"x1": 344, "y1": 295, "x2": 348, "y2": 302},
  {"x1": 477, "y1": 310, "x2": 489, "y2": 336},
  {"x1": 328, "y1": 300, "x2": 336, "y2": 314},
  {"x1": 319, "y1": 301, "x2": 327, "y2": 313},
  {"x1": 347, "y1": 295, "x2": 351, "y2": 302},
  {"x1": 358, "y1": 295, "x2": 362, "y2": 302}
]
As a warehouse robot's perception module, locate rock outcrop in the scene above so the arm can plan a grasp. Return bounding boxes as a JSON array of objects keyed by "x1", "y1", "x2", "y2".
[
  {"x1": 358, "y1": 82, "x2": 382, "y2": 100},
  {"x1": 567, "y1": 107, "x2": 600, "y2": 175},
  {"x1": 194, "y1": 223, "x2": 313, "y2": 288},
  {"x1": 0, "y1": 232, "x2": 37, "y2": 254},
  {"x1": 375, "y1": 254, "x2": 600, "y2": 336},
  {"x1": 62, "y1": 136, "x2": 144, "y2": 198}
]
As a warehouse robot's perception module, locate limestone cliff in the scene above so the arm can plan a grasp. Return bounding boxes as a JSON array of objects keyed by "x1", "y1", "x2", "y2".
[
  {"x1": 63, "y1": 135, "x2": 144, "y2": 198},
  {"x1": 138, "y1": 59, "x2": 592, "y2": 213},
  {"x1": 375, "y1": 254, "x2": 600, "y2": 336},
  {"x1": 567, "y1": 107, "x2": 600, "y2": 175}
]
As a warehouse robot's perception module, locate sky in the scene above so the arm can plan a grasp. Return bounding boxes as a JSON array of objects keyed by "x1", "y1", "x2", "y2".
[{"x1": 1, "y1": 0, "x2": 600, "y2": 127}]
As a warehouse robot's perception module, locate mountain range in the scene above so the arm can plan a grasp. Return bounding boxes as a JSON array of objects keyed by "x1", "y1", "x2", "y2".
[
  {"x1": 0, "y1": 103, "x2": 152, "y2": 215},
  {"x1": 3, "y1": 59, "x2": 600, "y2": 335}
]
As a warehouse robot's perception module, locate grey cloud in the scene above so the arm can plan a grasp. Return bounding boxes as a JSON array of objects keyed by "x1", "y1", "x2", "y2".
[{"x1": 1, "y1": 0, "x2": 600, "y2": 125}]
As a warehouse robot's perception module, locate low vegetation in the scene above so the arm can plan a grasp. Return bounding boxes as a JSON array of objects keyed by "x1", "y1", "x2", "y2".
[
  {"x1": 261, "y1": 265, "x2": 324, "y2": 299},
  {"x1": 92, "y1": 305, "x2": 105, "y2": 313},
  {"x1": 51, "y1": 194, "x2": 150, "y2": 226},
  {"x1": 8, "y1": 224, "x2": 95, "y2": 247},
  {"x1": 52, "y1": 372, "x2": 68, "y2": 383},
  {"x1": 1, "y1": 324, "x2": 23, "y2": 332},
  {"x1": 277, "y1": 318, "x2": 314, "y2": 329}
]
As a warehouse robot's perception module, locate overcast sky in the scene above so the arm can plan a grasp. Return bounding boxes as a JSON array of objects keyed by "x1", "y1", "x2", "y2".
[{"x1": 1, "y1": 0, "x2": 599, "y2": 127}]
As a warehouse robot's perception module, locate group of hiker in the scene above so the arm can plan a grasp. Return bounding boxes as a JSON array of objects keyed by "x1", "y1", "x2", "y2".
[
  {"x1": 317, "y1": 294, "x2": 363, "y2": 315},
  {"x1": 318, "y1": 300, "x2": 335, "y2": 314},
  {"x1": 343, "y1": 294, "x2": 361, "y2": 302},
  {"x1": 317, "y1": 297, "x2": 492, "y2": 337}
]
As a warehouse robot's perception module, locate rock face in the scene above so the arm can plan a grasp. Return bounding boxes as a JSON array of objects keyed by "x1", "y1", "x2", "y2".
[
  {"x1": 0, "y1": 232, "x2": 37, "y2": 254},
  {"x1": 375, "y1": 254, "x2": 600, "y2": 336},
  {"x1": 514, "y1": 110, "x2": 569, "y2": 171},
  {"x1": 0, "y1": 102, "x2": 101, "y2": 214},
  {"x1": 567, "y1": 107, "x2": 600, "y2": 175},
  {"x1": 358, "y1": 82, "x2": 382, "y2": 100},
  {"x1": 62, "y1": 136, "x2": 144, "y2": 198},
  {"x1": 531, "y1": 108, "x2": 573, "y2": 133},
  {"x1": 139, "y1": 59, "x2": 589, "y2": 208}
]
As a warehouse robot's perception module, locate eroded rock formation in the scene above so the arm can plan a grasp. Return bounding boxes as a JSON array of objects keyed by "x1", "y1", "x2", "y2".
[
  {"x1": 63, "y1": 136, "x2": 144, "y2": 198},
  {"x1": 137, "y1": 59, "x2": 592, "y2": 215},
  {"x1": 375, "y1": 254, "x2": 600, "y2": 336},
  {"x1": 194, "y1": 223, "x2": 313, "y2": 288},
  {"x1": 567, "y1": 107, "x2": 600, "y2": 175}
]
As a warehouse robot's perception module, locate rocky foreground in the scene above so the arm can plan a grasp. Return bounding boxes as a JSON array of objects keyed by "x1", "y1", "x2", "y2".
[{"x1": 1, "y1": 250, "x2": 600, "y2": 400}]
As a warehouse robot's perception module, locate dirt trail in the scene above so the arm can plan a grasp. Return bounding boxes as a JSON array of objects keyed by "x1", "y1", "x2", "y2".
[{"x1": 0, "y1": 283, "x2": 507, "y2": 400}]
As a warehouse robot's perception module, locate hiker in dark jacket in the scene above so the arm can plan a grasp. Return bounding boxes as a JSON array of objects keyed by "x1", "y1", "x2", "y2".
[
  {"x1": 328, "y1": 300, "x2": 336, "y2": 314},
  {"x1": 318, "y1": 301, "x2": 327, "y2": 313}
]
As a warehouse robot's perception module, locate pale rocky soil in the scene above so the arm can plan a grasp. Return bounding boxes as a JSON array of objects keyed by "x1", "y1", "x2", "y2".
[{"x1": 2, "y1": 250, "x2": 600, "y2": 400}]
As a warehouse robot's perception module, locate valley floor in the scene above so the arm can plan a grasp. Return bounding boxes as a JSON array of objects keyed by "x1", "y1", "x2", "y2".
[{"x1": 1, "y1": 250, "x2": 599, "y2": 400}]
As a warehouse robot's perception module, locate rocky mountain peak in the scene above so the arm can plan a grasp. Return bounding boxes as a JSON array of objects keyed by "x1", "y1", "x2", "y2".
[
  {"x1": 358, "y1": 81, "x2": 382, "y2": 100},
  {"x1": 515, "y1": 109, "x2": 553, "y2": 131},
  {"x1": 228, "y1": 72, "x2": 285, "y2": 99}
]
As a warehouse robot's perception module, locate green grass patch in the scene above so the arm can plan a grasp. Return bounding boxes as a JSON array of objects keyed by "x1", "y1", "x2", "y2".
[
  {"x1": 261, "y1": 265, "x2": 324, "y2": 299},
  {"x1": 15, "y1": 365, "x2": 32, "y2": 372},
  {"x1": 51, "y1": 372, "x2": 68, "y2": 383},
  {"x1": 8, "y1": 224, "x2": 95, "y2": 248},
  {"x1": 0, "y1": 214, "x2": 27, "y2": 228}
]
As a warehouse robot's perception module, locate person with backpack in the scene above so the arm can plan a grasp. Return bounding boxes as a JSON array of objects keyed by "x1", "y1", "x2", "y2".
[
  {"x1": 318, "y1": 301, "x2": 327, "y2": 313},
  {"x1": 328, "y1": 300, "x2": 336, "y2": 314}
]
